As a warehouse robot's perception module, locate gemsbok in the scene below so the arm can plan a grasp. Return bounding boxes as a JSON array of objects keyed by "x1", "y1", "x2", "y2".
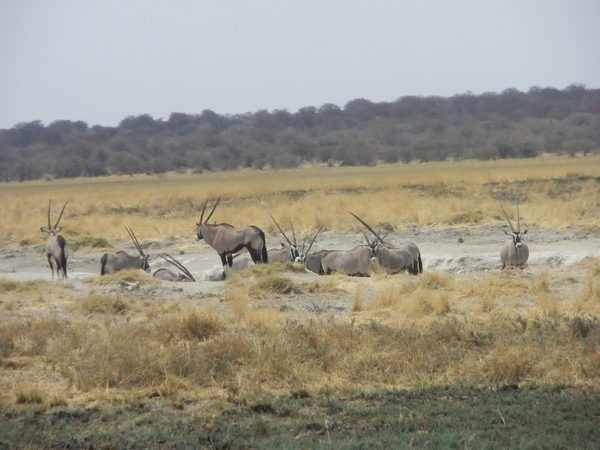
[
  {"x1": 196, "y1": 197, "x2": 268, "y2": 279},
  {"x1": 349, "y1": 212, "x2": 423, "y2": 275},
  {"x1": 153, "y1": 254, "x2": 195, "y2": 282},
  {"x1": 499, "y1": 202, "x2": 529, "y2": 269},
  {"x1": 320, "y1": 244, "x2": 373, "y2": 277},
  {"x1": 268, "y1": 214, "x2": 301, "y2": 264},
  {"x1": 100, "y1": 226, "x2": 150, "y2": 275},
  {"x1": 40, "y1": 200, "x2": 70, "y2": 280}
]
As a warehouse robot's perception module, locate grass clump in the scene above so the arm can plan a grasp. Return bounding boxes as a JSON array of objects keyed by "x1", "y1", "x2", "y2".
[
  {"x1": 84, "y1": 269, "x2": 154, "y2": 285},
  {"x1": 76, "y1": 293, "x2": 129, "y2": 315}
]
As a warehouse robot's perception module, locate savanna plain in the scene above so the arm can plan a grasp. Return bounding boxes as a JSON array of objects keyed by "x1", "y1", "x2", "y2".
[{"x1": 1, "y1": 156, "x2": 600, "y2": 449}]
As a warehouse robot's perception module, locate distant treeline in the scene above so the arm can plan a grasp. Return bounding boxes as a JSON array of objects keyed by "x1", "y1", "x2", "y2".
[{"x1": 1, "y1": 84, "x2": 599, "y2": 182}]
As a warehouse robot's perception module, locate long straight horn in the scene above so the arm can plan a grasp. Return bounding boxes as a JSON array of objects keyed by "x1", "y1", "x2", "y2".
[
  {"x1": 204, "y1": 196, "x2": 221, "y2": 224},
  {"x1": 125, "y1": 226, "x2": 145, "y2": 257},
  {"x1": 54, "y1": 201, "x2": 68, "y2": 229},
  {"x1": 160, "y1": 253, "x2": 195, "y2": 281},
  {"x1": 47, "y1": 199, "x2": 52, "y2": 229},
  {"x1": 499, "y1": 201, "x2": 515, "y2": 233},
  {"x1": 270, "y1": 214, "x2": 293, "y2": 246},
  {"x1": 516, "y1": 203, "x2": 521, "y2": 233},
  {"x1": 199, "y1": 198, "x2": 209, "y2": 225},
  {"x1": 289, "y1": 216, "x2": 297, "y2": 247},
  {"x1": 304, "y1": 227, "x2": 322, "y2": 256},
  {"x1": 349, "y1": 211, "x2": 386, "y2": 246}
]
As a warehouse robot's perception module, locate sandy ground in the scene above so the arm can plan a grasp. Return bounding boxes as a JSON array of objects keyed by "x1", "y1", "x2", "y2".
[{"x1": 2, "y1": 225, "x2": 599, "y2": 314}]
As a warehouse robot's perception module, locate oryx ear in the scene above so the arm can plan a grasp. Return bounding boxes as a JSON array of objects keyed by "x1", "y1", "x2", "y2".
[
  {"x1": 41, "y1": 227, "x2": 49, "y2": 233},
  {"x1": 522, "y1": 229, "x2": 528, "y2": 235},
  {"x1": 55, "y1": 227, "x2": 62, "y2": 232},
  {"x1": 503, "y1": 230, "x2": 510, "y2": 235}
]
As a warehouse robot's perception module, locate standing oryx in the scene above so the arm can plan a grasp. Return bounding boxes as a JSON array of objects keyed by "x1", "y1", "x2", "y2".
[
  {"x1": 499, "y1": 202, "x2": 529, "y2": 269},
  {"x1": 349, "y1": 212, "x2": 423, "y2": 275},
  {"x1": 100, "y1": 227, "x2": 150, "y2": 275},
  {"x1": 40, "y1": 200, "x2": 70, "y2": 280},
  {"x1": 196, "y1": 197, "x2": 268, "y2": 279},
  {"x1": 268, "y1": 214, "x2": 301, "y2": 264},
  {"x1": 153, "y1": 254, "x2": 195, "y2": 282}
]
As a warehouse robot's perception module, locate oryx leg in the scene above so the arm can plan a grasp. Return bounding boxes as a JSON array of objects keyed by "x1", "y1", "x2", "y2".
[{"x1": 46, "y1": 255, "x2": 55, "y2": 281}]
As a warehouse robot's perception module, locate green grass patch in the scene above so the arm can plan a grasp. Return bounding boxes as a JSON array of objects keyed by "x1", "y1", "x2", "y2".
[
  {"x1": 70, "y1": 235, "x2": 111, "y2": 250},
  {"x1": 2, "y1": 384, "x2": 598, "y2": 449}
]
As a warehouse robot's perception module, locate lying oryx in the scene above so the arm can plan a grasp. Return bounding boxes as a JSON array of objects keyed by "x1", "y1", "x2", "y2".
[
  {"x1": 320, "y1": 245, "x2": 373, "y2": 277},
  {"x1": 349, "y1": 211, "x2": 423, "y2": 275},
  {"x1": 153, "y1": 254, "x2": 195, "y2": 282},
  {"x1": 100, "y1": 227, "x2": 150, "y2": 275},
  {"x1": 499, "y1": 202, "x2": 529, "y2": 269},
  {"x1": 40, "y1": 200, "x2": 70, "y2": 280},
  {"x1": 196, "y1": 197, "x2": 268, "y2": 279},
  {"x1": 268, "y1": 214, "x2": 301, "y2": 264}
]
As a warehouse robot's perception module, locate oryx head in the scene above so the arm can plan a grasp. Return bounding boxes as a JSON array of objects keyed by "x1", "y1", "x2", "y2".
[
  {"x1": 196, "y1": 197, "x2": 221, "y2": 240},
  {"x1": 297, "y1": 227, "x2": 323, "y2": 263},
  {"x1": 125, "y1": 226, "x2": 150, "y2": 272},
  {"x1": 349, "y1": 211, "x2": 388, "y2": 256},
  {"x1": 41, "y1": 200, "x2": 68, "y2": 236},
  {"x1": 269, "y1": 214, "x2": 300, "y2": 261},
  {"x1": 499, "y1": 202, "x2": 528, "y2": 249}
]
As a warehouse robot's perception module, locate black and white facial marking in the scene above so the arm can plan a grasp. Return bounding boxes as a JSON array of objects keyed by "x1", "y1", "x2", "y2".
[{"x1": 507, "y1": 230, "x2": 528, "y2": 249}]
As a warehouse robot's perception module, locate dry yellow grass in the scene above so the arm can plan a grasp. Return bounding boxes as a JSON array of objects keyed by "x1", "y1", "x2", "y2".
[
  {"x1": 2, "y1": 156, "x2": 600, "y2": 414},
  {"x1": 2, "y1": 155, "x2": 599, "y2": 249}
]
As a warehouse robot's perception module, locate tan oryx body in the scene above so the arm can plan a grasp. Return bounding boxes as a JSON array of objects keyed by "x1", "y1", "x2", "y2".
[
  {"x1": 499, "y1": 202, "x2": 529, "y2": 269},
  {"x1": 350, "y1": 212, "x2": 423, "y2": 275},
  {"x1": 321, "y1": 245, "x2": 373, "y2": 276},
  {"x1": 100, "y1": 227, "x2": 150, "y2": 275},
  {"x1": 153, "y1": 254, "x2": 195, "y2": 282},
  {"x1": 196, "y1": 198, "x2": 268, "y2": 279},
  {"x1": 40, "y1": 200, "x2": 70, "y2": 280}
]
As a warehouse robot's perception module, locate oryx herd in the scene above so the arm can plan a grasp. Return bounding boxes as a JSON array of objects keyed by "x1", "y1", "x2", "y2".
[{"x1": 40, "y1": 198, "x2": 530, "y2": 282}]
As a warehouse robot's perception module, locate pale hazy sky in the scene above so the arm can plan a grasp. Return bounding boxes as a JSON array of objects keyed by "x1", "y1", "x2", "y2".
[{"x1": 1, "y1": 1, "x2": 599, "y2": 129}]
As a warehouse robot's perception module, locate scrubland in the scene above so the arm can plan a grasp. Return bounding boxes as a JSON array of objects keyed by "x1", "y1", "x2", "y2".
[{"x1": 1, "y1": 155, "x2": 600, "y2": 448}]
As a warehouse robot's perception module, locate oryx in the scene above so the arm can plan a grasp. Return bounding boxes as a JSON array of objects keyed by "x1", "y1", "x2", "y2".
[
  {"x1": 196, "y1": 197, "x2": 268, "y2": 279},
  {"x1": 295, "y1": 227, "x2": 323, "y2": 266},
  {"x1": 100, "y1": 227, "x2": 150, "y2": 275},
  {"x1": 153, "y1": 254, "x2": 195, "y2": 282},
  {"x1": 268, "y1": 214, "x2": 301, "y2": 264},
  {"x1": 349, "y1": 212, "x2": 423, "y2": 275},
  {"x1": 320, "y1": 244, "x2": 373, "y2": 277},
  {"x1": 40, "y1": 200, "x2": 70, "y2": 280},
  {"x1": 499, "y1": 202, "x2": 529, "y2": 269}
]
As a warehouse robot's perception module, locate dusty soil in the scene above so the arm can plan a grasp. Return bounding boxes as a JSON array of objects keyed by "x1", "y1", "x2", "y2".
[{"x1": 2, "y1": 225, "x2": 599, "y2": 315}]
